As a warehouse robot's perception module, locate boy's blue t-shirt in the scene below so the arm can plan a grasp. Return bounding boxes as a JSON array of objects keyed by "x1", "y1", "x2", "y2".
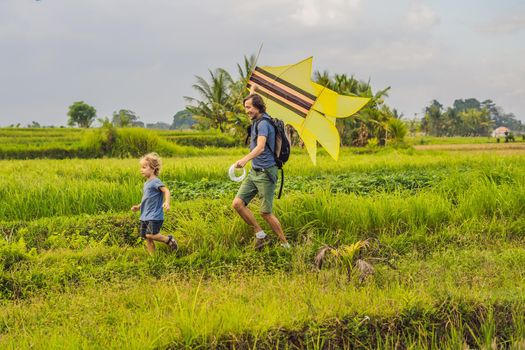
[
  {"x1": 250, "y1": 114, "x2": 276, "y2": 169},
  {"x1": 140, "y1": 177, "x2": 165, "y2": 221}
]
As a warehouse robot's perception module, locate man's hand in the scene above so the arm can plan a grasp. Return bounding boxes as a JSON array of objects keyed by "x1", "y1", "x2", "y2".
[
  {"x1": 250, "y1": 83, "x2": 258, "y2": 95},
  {"x1": 131, "y1": 205, "x2": 140, "y2": 212},
  {"x1": 163, "y1": 201, "x2": 170, "y2": 211},
  {"x1": 235, "y1": 159, "x2": 247, "y2": 168}
]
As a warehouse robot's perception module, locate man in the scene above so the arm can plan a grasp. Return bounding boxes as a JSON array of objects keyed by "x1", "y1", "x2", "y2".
[{"x1": 232, "y1": 92, "x2": 290, "y2": 250}]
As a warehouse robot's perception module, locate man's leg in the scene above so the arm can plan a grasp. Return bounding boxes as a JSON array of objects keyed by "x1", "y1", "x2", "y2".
[
  {"x1": 261, "y1": 212, "x2": 288, "y2": 243},
  {"x1": 232, "y1": 197, "x2": 263, "y2": 234},
  {"x1": 257, "y1": 167, "x2": 288, "y2": 244}
]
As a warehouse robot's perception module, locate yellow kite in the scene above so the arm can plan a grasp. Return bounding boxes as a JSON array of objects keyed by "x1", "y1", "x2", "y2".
[{"x1": 248, "y1": 57, "x2": 370, "y2": 165}]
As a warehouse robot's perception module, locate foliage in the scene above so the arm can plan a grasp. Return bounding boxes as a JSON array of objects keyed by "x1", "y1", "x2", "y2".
[
  {"x1": 171, "y1": 110, "x2": 196, "y2": 129},
  {"x1": 67, "y1": 101, "x2": 97, "y2": 128},
  {"x1": 387, "y1": 117, "x2": 408, "y2": 142},
  {"x1": 145, "y1": 122, "x2": 170, "y2": 129},
  {"x1": 421, "y1": 98, "x2": 523, "y2": 137},
  {"x1": 312, "y1": 71, "x2": 395, "y2": 146},
  {"x1": 111, "y1": 109, "x2": 140, "y2": 127},
  {"x1": 314, "y1": 238, "x2": 395, "y2": 283},
  {"x1": 184, "y1": 68, "x2": 239, "y2": 133}
]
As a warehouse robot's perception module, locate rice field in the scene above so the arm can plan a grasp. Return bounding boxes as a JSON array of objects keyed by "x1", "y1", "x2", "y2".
[{"x1": 1, "y1": 136, "x2": 525, "y2": 349}]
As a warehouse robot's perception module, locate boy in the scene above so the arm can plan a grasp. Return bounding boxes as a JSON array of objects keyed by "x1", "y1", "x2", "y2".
[{"x1": 131, "y1": 152, "x2": 178, "y2": 254}]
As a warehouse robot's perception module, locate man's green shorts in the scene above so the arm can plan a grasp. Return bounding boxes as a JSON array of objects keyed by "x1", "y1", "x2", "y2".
[{"x1": 236, "y1": 166, "x2": 278, "y2": 214}]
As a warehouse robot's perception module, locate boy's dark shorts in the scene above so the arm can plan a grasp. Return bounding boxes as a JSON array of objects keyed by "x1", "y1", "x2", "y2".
[{"x1": 139, "y1": 220, "x2": 164, "y2": 239}]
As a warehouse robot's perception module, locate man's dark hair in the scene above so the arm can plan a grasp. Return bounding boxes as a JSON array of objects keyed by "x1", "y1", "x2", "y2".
[{"x1": 243, "y1": 94, "x2": 266, "y2": 114}]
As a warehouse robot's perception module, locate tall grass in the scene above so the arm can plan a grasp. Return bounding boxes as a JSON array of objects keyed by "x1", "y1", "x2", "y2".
[
  {"x1": 1, "y1": 147, "x2": 525, "y2": 348},
  {"x1": 1, "y1": 151, "x2": 523, "y2": 222},
  {"x1": 1, "y1": 268, "x2": 524, "y2": 348}
]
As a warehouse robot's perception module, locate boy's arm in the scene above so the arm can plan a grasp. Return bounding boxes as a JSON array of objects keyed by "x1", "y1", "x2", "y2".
[{"x1": 160, "y1": 186, "x2": 170, "y2": 211}]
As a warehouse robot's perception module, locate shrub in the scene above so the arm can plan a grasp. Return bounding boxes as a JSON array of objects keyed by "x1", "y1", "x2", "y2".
[
  {"x1": 0, "y1": 238, "x2": 33, "y2": 270},
  {"x1": 387, "y1": 118, "x2": 407, "y2": 142},
  {"x1": 113, "y1": 128, "x2": 160, "y2": 157}
]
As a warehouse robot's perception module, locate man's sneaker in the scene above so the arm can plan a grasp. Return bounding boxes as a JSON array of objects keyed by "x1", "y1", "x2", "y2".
[
  {"x1": 254, "y1": 236, "x2": 268, "y2": 251},
  {"x1": 280, "y1": 242, "x2": 291, "y2": 249},
  {"x1": 167, "y1": 235, "x2": 178, "y2": 251}
]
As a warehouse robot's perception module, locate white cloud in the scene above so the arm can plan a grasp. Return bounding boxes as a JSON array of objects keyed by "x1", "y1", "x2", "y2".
[
  {"x1": 289, "y1": 0, "x2": 362, "y2": 27},
  {"x1": 405, "y1": 1, "x2": 440, "y2": 31},
  {"x1": 478, "y1": 15, "x2": 525, "y2": 35},
  {"x1": 348, "y1": 40, "x2": 438, "y2": 71}
]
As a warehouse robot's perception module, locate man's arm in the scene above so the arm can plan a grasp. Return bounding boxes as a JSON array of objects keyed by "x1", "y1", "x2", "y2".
[{"x1": 235, "y1": 135, "x2": 266, "y2": 168}]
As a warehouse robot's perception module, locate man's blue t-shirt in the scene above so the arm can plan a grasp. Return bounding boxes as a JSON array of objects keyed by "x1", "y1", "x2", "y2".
[
  {"x1": 140, "y1": 177, "x2": 165, "y2": 221},
  {"x1": 250, "y1": 114, "x2": 276, "y2": 169}
]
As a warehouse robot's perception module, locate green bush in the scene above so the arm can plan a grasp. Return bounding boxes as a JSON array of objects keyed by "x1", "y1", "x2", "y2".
[
  {"x1": 113, "y1": 128, "x2": 159, "y2": 157},
  {"x1": 0, "y1": 238, "x2": 34, "y2": 270}
]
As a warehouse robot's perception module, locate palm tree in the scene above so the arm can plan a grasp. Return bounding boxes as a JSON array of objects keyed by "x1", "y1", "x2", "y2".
[
  {"x1": 237, "y1": 54, "x2": 257, "y2": 85},
  {"x1": 387, "y1": 117, "x2": 407, "y2": 142},
  {"x1": 313, "y1": 70, "x2": 331, "y2": 87},
  {"x1": 312, "y1": 71, "x2": 392, "y2": 146},
  {"x1": 184, "y1": 68, "x2": 236, "y2": 132}
]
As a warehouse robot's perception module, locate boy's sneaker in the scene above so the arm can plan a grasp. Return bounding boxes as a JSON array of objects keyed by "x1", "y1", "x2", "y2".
[
  {"x1": 280, "y1": 242, "x2": 291, "y2": 249},
  {"x1": 167, "y1": 235, "x2": 178, "y2": 251},
  {"x1": 254, "y1": 236, "x2": 268, "y2": 251}
]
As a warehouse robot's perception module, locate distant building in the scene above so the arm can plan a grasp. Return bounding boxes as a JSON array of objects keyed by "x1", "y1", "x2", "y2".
[{"x1": 491, "y1": 126, "x2": 510, "y2": 137}]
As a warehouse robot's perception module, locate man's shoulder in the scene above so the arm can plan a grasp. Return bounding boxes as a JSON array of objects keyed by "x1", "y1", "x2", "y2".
[{"x1": 256, "y1": 115, "x2": 274, "y2": 130}]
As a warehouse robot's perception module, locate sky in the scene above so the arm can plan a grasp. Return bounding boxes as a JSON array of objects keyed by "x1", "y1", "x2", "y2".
[{"x1": 1, "y1": 0, "x2": 524, "y2": 127}]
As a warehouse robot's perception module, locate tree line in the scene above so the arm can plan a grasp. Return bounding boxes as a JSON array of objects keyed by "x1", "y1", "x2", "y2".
[
  {"x1": 420, "y1": 98, "x2": 523, "y2": 137},
  {"x1": 17, "y1": 57, "x2": 523, "y2": 145}
]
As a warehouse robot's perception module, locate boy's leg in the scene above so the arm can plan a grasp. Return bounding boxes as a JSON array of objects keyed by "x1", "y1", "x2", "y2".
[
  {"x1": 145, "y1": 238, "x2": 156, "y2": 254},
  {"x1": 146, "y1": 233, "x2": 168, "y2": 243},
  {"x1": 146, "y1": 220, "x2": 177, "y2": 250},
  {"x1": 145, "y1": 233, "x2": 178, "y2": 250}
]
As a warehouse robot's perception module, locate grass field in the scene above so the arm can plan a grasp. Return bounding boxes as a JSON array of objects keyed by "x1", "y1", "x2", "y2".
[
  {"x1": 1, "y1": 135, "x2": 525, "y2": 348},
  {"x1": 2, "y1": 127, "x2": 523, "y2": 160}
]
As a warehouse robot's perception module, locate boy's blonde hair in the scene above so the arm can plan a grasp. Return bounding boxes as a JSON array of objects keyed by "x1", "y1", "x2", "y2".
[{"x1": 140, "y1": 152, "x2": 162, "y2": 176}]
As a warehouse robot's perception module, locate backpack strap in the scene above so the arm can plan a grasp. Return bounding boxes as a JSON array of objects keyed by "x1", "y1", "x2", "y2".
[
  {"x1": 253, "y1": 117, "x2": 277, "y2": 160},
  {"x1": 277, "y1": 168, "x2": 284, "y2": 199},
  {"x1": 254, "y1": 117, "x2": 284, "y2": 199}
]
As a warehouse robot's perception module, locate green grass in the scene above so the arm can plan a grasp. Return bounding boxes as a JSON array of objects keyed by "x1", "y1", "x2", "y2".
[
  {"x1": 405, "y1": 135, "x2": 525, "y2": 145},
  {"x1": 0, "y1": 128, "x2": 243, "y2": 159},
  {"x1": 1, "y1": 146, "x2": 525, "y2": 348},
  {"x1": 1, "y1": 148, "x2": 523, "y2": 222},
  {"x1": 2, "y1": 261, "x2": 524, "y2": 348}
]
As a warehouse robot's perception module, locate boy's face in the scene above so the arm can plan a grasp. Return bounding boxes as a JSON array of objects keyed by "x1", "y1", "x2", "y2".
[{"x1": 140, "y1": 160, "x2": 154, "y2": 178}]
